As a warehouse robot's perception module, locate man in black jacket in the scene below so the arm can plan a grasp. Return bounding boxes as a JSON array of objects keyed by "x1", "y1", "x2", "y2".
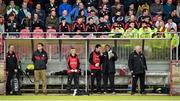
[
  {"x1": 6, "y1": 45, "x2": 18, "y2": 95},
  {"x1": 32, "y1": 43, "x2": 48, "y2": 95},
  {"x1": 128, "y1": 46, "x2": 147, "y2": 95},
  {"x1": 102, "y1": 44, "x2": 117, "y2": 94}
]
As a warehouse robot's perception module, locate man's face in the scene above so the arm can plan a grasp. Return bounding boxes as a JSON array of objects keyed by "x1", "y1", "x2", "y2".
[
  {"x1": 136, "y1": 46, "x2": 142, "y2": 53},
  {"x1": 62, "y1": 10, "x2": 67, "y2": 16},
  {"x1": 36, "y1": 4, "x2": 41, "y2": 10},
  {"x1": 155, "y1": 0, "x2": 160, "y2": 4},
  {"x1": 79, "y1": 3, "x2": 84, "y2": 10},
  {"x1": 51, "y1": 11, "x2": 56, "y2": 16},
  {"x1": 63, "y1": 0, "x2": 67, "y2": 3},
  {"x1": 71, "y1": 49, "x2": 76, "y2": 55},
  {"x1": 9, "y1": 45, "x2": 15, "y2": 52},
  {"x1": 22, "y1": 2, "x2": 27, "y2": 9},
  {"x1": 10, "y1": 1, "x2": 15, "y2": 7},
  {"x1": 50, "y1": 0, "x2": 55, "y2": 3},
  {"x1": 89, "y1": 19, "x2": 94, "y2": 24},
  {"x1": 96, "y1": 47, "x2": 102, "y2": 52},
  {"x1": 37, "y1": 44, "x2": 43, "y2": 51}
]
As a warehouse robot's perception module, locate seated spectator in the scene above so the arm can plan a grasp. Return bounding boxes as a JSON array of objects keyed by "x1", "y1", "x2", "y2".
[
  {"x1": 6, "y1": 0, "x2": 19, "y2": 16},
  {"x1": 136, "y1": 2, "x2": 150, "y2": 18},
  {"x1": 86, "y1": 10, "x2": 99, "y2": 25},
  {"x1": 163, "y1": 0, "x2": 175, "y2": 20},
  {"x1": 177, "y1": 1, "x2": 180, "y2": 17},
  {"x1": 85, "y1": 0, "x2": 98, "y2": 9},
  {"x1": 139, "y1": 21, "x2": 153, "y2": 38},
  {"x1": 69, "y1": 2, "x2": 88, "y2": 22},
  {"x1": 17, "y1": 2, "x2": 31, "y2": 25},
  {"x1": 86, "y1": 2, "x2": 98, "y2": 15},
  {"x1": 98, "y1": 0, "x2": 111, "y2": 10},
  {"x1": 45, "y1": 0, "x2": 58, "y2": 16},
  {"x1": 111, "y1": 1, "x2": 124, "y2": 17},
  {"x1": 32, "y1": 13, "x2": 44, "y2": 31},
  {"x1": 154, "y1": 15, "x2": 163, "y2": 27},
  {"x1": 123, "y1": 27, "x2": 134, "y2": 38},
  {"x1": 22, "y1": 0, "x2": 33, "y2": 12},
  {"x1": 5, "y1": 13, "x2": 19, "y2": 32},
  {"x1": 46, "y1": 10, "x2": 58, "y2": 30},
  {"x1": 110, "y1": 22, "x2": 124, "y2": 38},
  {"x1": 99, "y1": 4, "x2": 110, "y2": 17},
  {"x1": 138, "y1": 9, "x2": 151, "y2": 22},
  {"x1": 0, "y1": 15, "x2": 4, "y2": 32},
  {"x1": 125, "y1": 22, "x2": 139, "y2": 38},
  {"x1": 72, "y1": 0, "x2": 82, "y2": 8},
  {"x1": 165, "y1": 16, "x2": 177, "y2": 32},
  {"x1": 0, "y1": 0, "x2": 6, "y2": 16},
  {"x1": 58, "y1": 17, "x2": 71, "y2": 32},
  {"x1": 150, "y1": 0, "x2": 163, "y2": 17},
  {"x1": 79, "y1": 9, "x2": 86, "y2": 23},
  {"x1": 123, "y1": 0, "x2": 136, "y2": 13},
  {"x1": 32, "y1": 3, "x2": 46, "y2": 24},
  {"x1": 155, "y1": 20, "x2": 167, "y2": 38},
  {"x1": 59, "y1": 10, "x2": 71, "y2": 24},
  {"x1": 97, "y1": 16, "x2": 110, "y2": 32},
  {"x1": 125, "y1": 10, "x2": 135, "y2": 23},
  {"x1": 72, "y1": 16, "x2": 85, "y2": 32},
  {"x1": 20, "y1": 12, "x2": 32, "y2": 31},
  {"x1": 58, "y1": 0, "x2": 72, "y2": 16},
  {"x1": 125, "y1": 15, "x2": 139, "y2": 30},
  {"x1": 128, "y1": 3, "x2": 136, "y2": 15},
  {"x1": 112, "y1": 11, "x2": 124, "y2": 27},
  {"x1": 168, "y1": 10, "x2": 180, "y2": 24},
  {"x1": 104, "y1": 14, "x2": 111, "y2": 26},
  {"x1": 85, "y1": 17, "x2": 97, "y2": 32}
]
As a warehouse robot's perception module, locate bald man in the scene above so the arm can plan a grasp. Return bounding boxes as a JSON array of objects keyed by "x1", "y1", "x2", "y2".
[{"x1": 128, "y1": 46, "x2": 147, "y2": 95}]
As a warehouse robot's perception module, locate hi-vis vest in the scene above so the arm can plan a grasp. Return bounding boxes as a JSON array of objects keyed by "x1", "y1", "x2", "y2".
[{"x1": 90, "y1": 52, "x2": 101, "y2": 70}]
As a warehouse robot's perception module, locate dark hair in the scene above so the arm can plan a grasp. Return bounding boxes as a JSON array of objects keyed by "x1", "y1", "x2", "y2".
[
  {"x1": 95, "y1": 44, "x2": 101, "y2": 48},
  {"x1": 105, "y1": 44, "x2": 111, "y2": 48},
  {"x1": 38, "y1": 43, "x2": 44, "y2": 46},
  {"x1": 8, "y1": 44, "x2": 14, "y2": 48},
  {"x1": 88, "y1": 17, "x2": 93, "y2": 21}
]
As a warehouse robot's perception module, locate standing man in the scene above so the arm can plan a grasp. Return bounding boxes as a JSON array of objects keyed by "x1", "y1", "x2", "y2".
[
  {"x1": 89, "y1": 44, "x2": 103, "y2": 93},
  {"x1": 32, "y1": 43, "x2": 48, "y2": 95},
  {"x1": 6, "y1": 45, "x2": 18, "y2": 95},
  {"x1": 102, "y1": 44, "x2": 117, "y2": 94},
  {"x1": 128, "y1": 46, "x2": 147, "y2": 95}
]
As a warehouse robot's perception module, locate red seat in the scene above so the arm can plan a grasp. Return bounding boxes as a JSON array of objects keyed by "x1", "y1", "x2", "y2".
[
  {"x1": 20, "y1": 29, "x2": 31, "y2": 38},
  {"x1": 59, "y1": 34, "x2": 70, "y2": 38},
  {"x1": 73, "y1": 35, "x2": 83, "y2": 38},
  {"x1": 100, "y1": 35, "x2": 109, "y2": 38},
  {"x1": 32, "y1": 28, "x2": 44, "y2": 38},
  {"x1": 46, "y1": 29, "x2": 57, "y2": 38}
]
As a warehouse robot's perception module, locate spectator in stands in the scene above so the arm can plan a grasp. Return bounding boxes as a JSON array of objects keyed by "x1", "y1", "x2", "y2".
[
  {"x1": 155, "y1": 20, "x2": 166, "y2": 38},
  {"x1": 32, "y1": 13, "x2": 44, "y2": 31},
  {"x1": 6, "y1": 0, "x2": 19, "y2": 16},
  {"x1": 79, "y1": 9, "x2": 86, "y2": 23},
  {"x1": 32, "y1": 43, "x2": 48, "y2": 95},
  {"x1": 128, "y1": 3, "x2": 136, "y2": 15},
  {"x1": 22, "y1": 0, "x2": 33, "y2": 13},
  {"x1": 154, "y1": 15, "x2": 163, "y2": 28},
  {"x1": 85, "y1": 0, "x2": 98, "y2": 9},
  {"x1": 123, "y1": 0, "x2": 136, "y2": 13},
  {"x1": 20, "y1": 12, "x2": 32, "y2": 30},
  {"x1": 104, "y1": 14, "x2": 111, "y2": 26},
  {"x1": 5, "y1": 13, "x2": 19, "y2": 32},
  {"x1": 125, "y1": 10, "x2": 135, "y2": 23},
  {"x1": 168, "y1": 9, "x2": 180, "y2": 24},
  {"x1": 101, "y1": 44, "x2": 117, "y2": 94},
  {"x1": 163, "y1": 0, "x2": 175, "y2": 20},
  {"x1": 177, "y1": 1, "x2": 180, "y2": 17},
  {"x1": 69, "y1": 2, "x2": 88, "y2": 22},
  {"x1": 67, "y1": 47, "x2": 80, "y2": 94},
  {"x1": 58, "y1": 0, "x2": 72, "y2": 16},
  {"x1": 125, "y1": 15, "x2": 139, "y2": 30},
  {"x1": 59, "y1": 10, "x2": 71, "y2": 24},
  {"x1": 17, "y1": 2, "x2": 31, "y2": 25},
  {"x1": 97, "y1": 16, "x2": 110, "y2": 32},
  {"x1": 99, "y1": 4, "x2": 110, "y2": 17},
  {"x1": 86, "y1": 17, "x2": 97, "y2": 32},
  {"x1": 58, "y1": 17, "x2": 71, "y2": 32},
  {"x1": 112, "y1": 11, "x2": 124, "y2": 27},
  {"x1": 124, "y1": 22, "x2": 139, "y2": 38},
  {"x1": 0, "y1": 15, "x2": 4, "y2": 32},
  {"x1": 86, "y1": 10, "x2": 99, "y2": 25},
  {"x1": 110, "y1": 22, "x2": 124, "y2": 38},
  {"x1": 32, "y1": 3, "x2": 46, "y2": 24},
  {"x1": 45, "y1": 10, "x2": 58, "y2": 30},
  {"x1": 45, "y1": 0, "x2": 58, "y2": 16},
  {"x1": 136, "y1": 2, "x2": 150, "y2": 18},
  {"x1": 111, "y1": 3, "x2": 125, "y2": 18},
  {"x1": 72, "y1": 16, "x2": 85, "y2": 32},
  {"x1": 72, "y1": 0, "x2": 82, "y2": 8},
  {"x1": 138, "y1": 9, "x2": 151, "y2": 22},
  {"x1": 150, "y1": 0, "x2": 163, "y2": 17},
  {"x1": 0, "y1": 0, "x2": 6, "y2": 16},
  {"x1": 139, "y1": 21, "x2": 153, "y2": 38},
  {"x1": 98, "y1": 0, "x2": 110, "y2": 10},
  {"x1": 86, "y1": 2, "x2": 98, "y2": 15},
  {"x1": 165, "y1": 16, "x2": 177, "y2": 32}
]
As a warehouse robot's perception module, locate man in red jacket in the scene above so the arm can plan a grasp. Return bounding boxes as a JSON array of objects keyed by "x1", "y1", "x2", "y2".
[
  {"x1": 67, "y1": 47, "x2": 80, "y2": 93},
  {"x1": 89, "y1": 44, "x2": 103, "y2": 93}
]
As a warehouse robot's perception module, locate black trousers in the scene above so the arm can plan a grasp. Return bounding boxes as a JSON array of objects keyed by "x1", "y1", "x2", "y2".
[
  {"x1": 91, "y1": 69, "x2": 101, "y2": 92},
  {"x1": 103, "y1": 73, "x2": 115, "y2": 92},
  {"x1": 6, "y1": 74, "x2": 13, "y2": 94},
  {"x1": 67, "y1": 72, "x2": 79, "y2": 91},
  {"x1": 132, "y1": 73, "x2": 145, "y2": 93}
]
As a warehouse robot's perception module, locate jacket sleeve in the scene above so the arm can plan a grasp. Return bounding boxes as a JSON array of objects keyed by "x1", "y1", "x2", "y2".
[
  {"x1": 128, "y1": 53, "x2": 134, "y2": 71},
  {"x1": 77, "y1": 57, "x2": 80, "y2": 69},
  {"x1": 143, "y1": 54, "x2": 147, "y2": 70},
  {"x1": 67, "y1": 56, "x2": 71, "y2": 69},
  {"x1": 45, "y1": 52, "x2": 48, "y2": 64},
  {"x1": 112, "y1": 51, "x2": 118, "y2": 61},
  {"x1": 32, "y1": 52, "x2": 35, "y2": 63},
  {"x1": 5, "y1": 55, "x2": 8, "y2": 72},
  {"x1": 89, "y1": 52, "x2": 95, "y2": 65}
]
